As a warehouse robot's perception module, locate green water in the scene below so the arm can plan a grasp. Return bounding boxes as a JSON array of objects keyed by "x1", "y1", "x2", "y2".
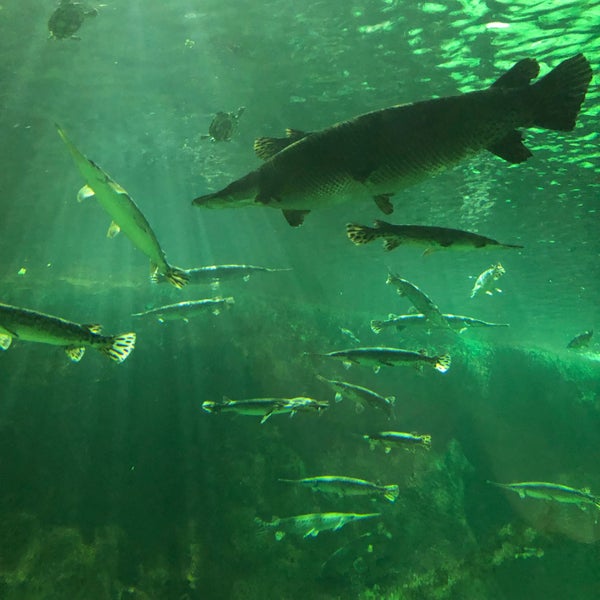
[{"x1": 1, "y1": 1, "x2": 599, "y2": 598}]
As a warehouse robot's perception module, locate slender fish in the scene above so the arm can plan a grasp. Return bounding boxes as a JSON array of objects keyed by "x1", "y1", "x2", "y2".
[
  {"x1": 0, "y1": 302, "x2": 135, "y2": 363},
  {"x1": 346, "y1": 221, "x2": 523, "y2": 253},
  {"x1": 317, "y1": 374, "x2": 395, "y2": 417},
  {"x1": 487, "y1": 481, "x2": 600, "y2": 510},
  {"x1": 278, "y1": 476, "x2": 399, "y2": 503},
  {"x1": 371, "y1": 313, "x2": 509, "y2": 334},
  {"x1": 386, "y1": 274, "x2": 449, "y2": 330},
  {"x1": 364, "y1": 431, "x2": 432, "y2": 453},
  {"x1": 56, "y1": 124, "x2": 188, "y2": 288},
  {"x1": 315, "y1": 347, "x2": 451, "y2": 374},
  {"x1": 152, "y1": 264, "x2": 291, "y2": 285},
  {"x1": 132, "y1": 297, "x2": 234, "y2": 322},
  {"x1": 255, "y1": 512, "x2": 381, "y2": 540},
  {"x1": 193, "y1": 55, "x2": 591, "y2": 226},
  {"x1": 202, "y1": 396, "x2": 329, "y2": 424}
]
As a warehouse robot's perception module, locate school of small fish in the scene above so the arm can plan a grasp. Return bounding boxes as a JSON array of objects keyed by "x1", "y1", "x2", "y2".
[{"x1": 1, "y1": 45, "x2": 596, "y2": 547}]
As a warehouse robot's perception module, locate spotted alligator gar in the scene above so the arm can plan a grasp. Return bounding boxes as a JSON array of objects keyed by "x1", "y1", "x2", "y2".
[{"x1": 193, "y1": 54, "x2": 591, "y2": 226}]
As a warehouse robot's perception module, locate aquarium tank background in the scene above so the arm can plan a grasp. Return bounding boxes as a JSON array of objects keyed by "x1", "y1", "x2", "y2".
[{"x1": 0, "y1": 1, "x2": 599, "y2": 598}]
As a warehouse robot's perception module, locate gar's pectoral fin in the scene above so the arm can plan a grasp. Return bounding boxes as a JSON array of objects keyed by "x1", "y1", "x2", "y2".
[
  {"x1": 374, "y1": 194, "x2": 394, "y2": 215},
  {"x1": 0, "y1": 334, "x2": 13, "y2": 350},
  {"x1": 77, "y1": 184, "x2": 96, "y2": 202},
  {"x1": 282, "y1": 209, "x2": 310, "y2": 227},
  {"x1": 65, "y1": 346, "x2": 85, "y2": 362},
  {"x1": 107, "y1": 221, "x2": 121, "y2": 238}
]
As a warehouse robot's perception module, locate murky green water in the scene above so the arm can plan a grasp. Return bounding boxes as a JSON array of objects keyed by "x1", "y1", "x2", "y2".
[{"x1": 1, "y1": 1, "x2": 599, "y2": 598}]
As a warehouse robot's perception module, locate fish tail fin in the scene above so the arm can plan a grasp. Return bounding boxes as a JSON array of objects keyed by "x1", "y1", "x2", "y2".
[
  {"x1": 383, "y1": 484, "x2": 400, "y2": 503},
  {"x1": 370, "y1": 320, "x2": 384, "y2": 334},
  {"x1": 101, "y1": 332, "x2": 136, "y2": 363},
  {"x1": 434, "y1": 353, "x2": 451, "y2": 373},
  {"x1": 530, "y1": 54, "x2": 592, "y2": 131},
  {"x1": 165, "y1": 266, "x2": 189, "y2": 289},
  {"x1": 346, "y1": 223, "x2": 378, "y2": 246}
]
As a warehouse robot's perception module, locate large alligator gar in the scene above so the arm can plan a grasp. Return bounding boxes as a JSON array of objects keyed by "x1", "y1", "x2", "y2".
[
  {"x1": 56, "y1": 124, "x2": 189, "y2": 288},
  {"x1": 0, "y1": 302, "x2": 135, "y2": 363},
  {"x1": 192, "y1": 54, "x2": 591, "y2": 226}
]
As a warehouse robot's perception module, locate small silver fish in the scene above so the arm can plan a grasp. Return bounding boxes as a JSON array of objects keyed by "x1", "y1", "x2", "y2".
[
  {"x1": 202, "y1": 396, "x2": 328, "y2": 424},
  {"x1": 56, "y1": 124, "x2": 188, "y2": 288},
  {"x1": 132, "y1": 297, "x2": 234, "y2": 322},
  {"x1": 470, "y1": 263, "x2": 505, "y2": 298},
  {"x1": 386, "y1": 273, "x2": 450, "y2": 330},
  {"x1": 363, "y1": 431, "x2": 432, "y2": 453},
  {"x1": 316, "y1": 347, "x2": 451, "y2": 374},
  {"x1": 0, "y1": 302, "x2": 135, "y2": 363},
  {"x1": 487, "y1": 481, "x2": 600, "y2": 510},
  {"x1": 278, "y1": 475, "x2": 399, "y2": 503},
  {"x1": 567, "y1": 330, "x2": 593, "y2": 350},
  {"x1": 317, "y1": 374, "x2": 395, "y2": 417},
  {"x1": 255, "y1": 512, "x2": 381, "y2": 540},
  {"x1": 371, "y1": 313, "x2": 509, "y2": 334},
  {"x1": 152, "y1": 264, "x2": 291, "y2": 285},
  {"x1": 347, "y1": 221, "x2": 523, "y2": 253}
]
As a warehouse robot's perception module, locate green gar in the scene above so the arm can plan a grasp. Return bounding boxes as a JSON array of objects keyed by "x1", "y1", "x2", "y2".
[
  {"x1": 255, "y1": 512, "x2": 381, "y2": 540},
  {"x1": 56, "y1": 124, "x2": 189, "y2": 288},
  {"x1": 131, "y1": 297, "x2": 234, "y2": 322},
  {"x1": 152, "y1": 264, "x2": 291, "y2": 285},
  {"x1": 317, "y1": 346, "x2": 451, "y2": 374},
  {"x1": 192, "y1": 54, "x2": 591, "y2": 226},
  {"x1": 0, "y1": 302, "x2": 135, "y2": 363},
  {"x1": 278, "y1": 476, "x2": 399, "y2": 503},
  {"x1": 316, "y1": 374, "x2": 395, "y2": 418},
  {"x1": 386, "y1": 273, "x2": 449, "y2": 330},
  {"x1": 487, "y1": 481, "x2": 600, "y2": 510},
  {"x1": 346, "y1": 221, "x2": 523, "y2": 252},
  {"x1": 201, "y1": 396, "x2": 329, "y2": 424},
  {"x1": 364, "y1": 431, "x2": 432, "y2": 453},
  {"x1": 370, "y1": 313, "x2": 509, "y2": 334}
]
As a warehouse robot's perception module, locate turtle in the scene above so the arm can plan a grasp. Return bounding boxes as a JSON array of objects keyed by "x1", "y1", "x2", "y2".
[
  {"x1": 202, "y1": 107, "x2": 246, "y2": 142},
  {"x1": 48, "y1": 1, "x2": 98, "y2": 40}
]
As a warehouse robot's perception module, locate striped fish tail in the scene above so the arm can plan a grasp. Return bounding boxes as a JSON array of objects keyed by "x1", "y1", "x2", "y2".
[
  {"x1": 101, "y1": 332, "x2": 136, "y2": 363},
  {"x1": 346, "y1": 223, "x2": 379, "y2": 246}
]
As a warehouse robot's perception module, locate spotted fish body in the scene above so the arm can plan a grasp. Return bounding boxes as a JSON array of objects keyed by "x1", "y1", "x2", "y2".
[
  {"x1": 131, "y1": 297, "x2": 234, "y2": 322},
  {"x1": 0, "y1": 302, "x2": 135, "y2": 363},
  {"x1": 278, "y1": 476, "x2": 399, "y2": 503},
  {"x1": 152, "y1": 264, "x2": 291, "y2": 285},
  {"x1": 56, "y1": 124, "x2": 188, "y2": 288},
  {"x1": 371, "y1": 313, "x2": 509, "y2": 333},
  {"x1": 487, "y1": 481, "x2": 600, "y2": 510},
  {"x1": 193, "y1": 55, "x2": 591, "y2": 226},
  {"x1": 346, "y1": 221, "x2": 523, "y2": 252},
  {"x1": 256, "y1": 512, "x2": 381, "y2": 540}
]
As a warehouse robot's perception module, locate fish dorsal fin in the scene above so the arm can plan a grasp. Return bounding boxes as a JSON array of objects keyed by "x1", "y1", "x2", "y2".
[
  {"x1": 65, "y1": 346, "x2": 85, "y2": 362},
  {"x1": 491, "y1": 58, "x2": 539, "y2": 89},
  {"x1": 253, "y1": 129, "x2": 308, "y2": 160},
  {"x1": 83, "y1": 324, "x2": 102, "y2": 334},
  {"x1": 374, "y1": 194, "x2": 394, "y2": 215}
]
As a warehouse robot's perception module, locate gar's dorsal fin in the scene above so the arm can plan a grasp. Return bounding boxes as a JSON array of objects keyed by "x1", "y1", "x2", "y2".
[
  {"x1": 253, "y1": 129, "x2": 309, "y2": 160},
  {"x1": 491, "y1": 58, "x2": 539, "y2": 88}
]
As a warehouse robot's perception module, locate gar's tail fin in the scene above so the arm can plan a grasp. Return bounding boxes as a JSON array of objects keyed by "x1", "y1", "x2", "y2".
[
  {"x1": 346, "y1": 223, "x2": 378, "y2": 246},
  {"x1": 383, "y1": 484, "x2": 400, "y2": 503},
  {"x1": 165, "y1": 266, "x2": 189, "y2": 289},
  {"x1": 370, "y1": 320, "x2": 384, "y2": 334},
  {"x1": 101, "y1": 332, "x2": 136, "y2": 363},
  {"x1": 531, "y1": 54, "x2": 592, "y2": 131},
  {"x1": 434, "y1": 353, "x2": 451, "y2": 374}
]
